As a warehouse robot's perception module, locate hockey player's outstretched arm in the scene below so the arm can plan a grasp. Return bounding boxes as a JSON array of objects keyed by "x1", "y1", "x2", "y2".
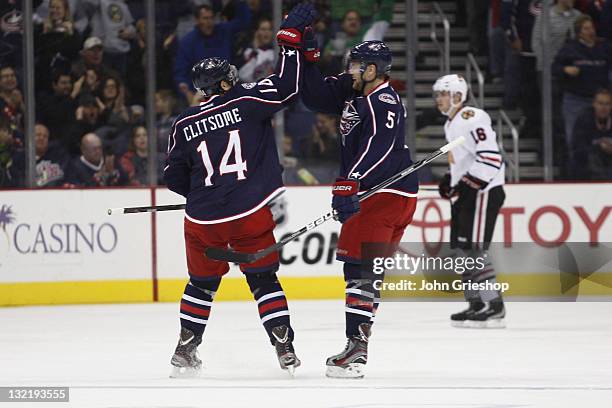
[
  {"x1": 163, "y1": 122, "x2": 191, "y2": 198},
  {"x1": 345, "y1": 94, "x2": 402, "y2": 184},
  {"x1": 301, "y1": 63, "x2": 353, "y2": 115},
  {"x1": 238, "y1": 45, "x2": 304, "y2": 118}
]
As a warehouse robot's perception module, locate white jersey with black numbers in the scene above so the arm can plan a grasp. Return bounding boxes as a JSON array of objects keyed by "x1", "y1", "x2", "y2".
[{"x1": 444, "y1": 106, "x2": 505, "y2": 191}]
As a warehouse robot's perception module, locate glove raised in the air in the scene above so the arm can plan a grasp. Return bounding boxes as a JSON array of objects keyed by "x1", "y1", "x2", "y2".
[
  {"x1": 276, "y1": 2, "x2": 317, "y2": 49},
  {"x1": 332, "y1": 178, "x2": 360, "y2": 223},
  {"x1": 302, "y1": 26, "x2": 320, "y2": 62}
]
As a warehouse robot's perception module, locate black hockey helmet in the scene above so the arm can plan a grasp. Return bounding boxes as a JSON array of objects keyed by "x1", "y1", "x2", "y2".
[
  {"x1": 191, "y1": 57, "x2": 238, "y2": 96},
  {"x1": 347, "y1": 40, "x2": 392, "y2": 76}
]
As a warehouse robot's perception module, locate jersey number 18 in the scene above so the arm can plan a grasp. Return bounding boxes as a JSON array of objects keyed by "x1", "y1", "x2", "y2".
[{"x1": 197, "y1": 129, "x2": 247, "y2": 186}]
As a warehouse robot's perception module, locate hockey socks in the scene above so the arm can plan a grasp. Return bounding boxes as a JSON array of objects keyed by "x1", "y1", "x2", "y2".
[
  {"x1": 245, "y1": 271, "x2": 293, "y2": 344},
  {"x1": 345, "y1": 279, "x2": 376, "y2": 337},
  {"x1": 179, "y1": 277, "x2": 220, "y2": 338}
]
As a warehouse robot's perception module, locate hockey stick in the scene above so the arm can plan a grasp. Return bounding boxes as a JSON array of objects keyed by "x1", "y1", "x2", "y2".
[
  {"x1": 205, "y1": 137, "x2": 465, "y2": 264},
  {"x1": 107, "y1": 204, "x2": 185, "y2": 215}
]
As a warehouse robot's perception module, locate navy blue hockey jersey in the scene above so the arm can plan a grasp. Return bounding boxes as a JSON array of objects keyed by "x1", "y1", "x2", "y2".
[
  {"x1": 301, "y1": 64, "x2": 418, "y2": 197},
  {"x1": 164, "y1": 47, "x2": 302, "y2": 223}
]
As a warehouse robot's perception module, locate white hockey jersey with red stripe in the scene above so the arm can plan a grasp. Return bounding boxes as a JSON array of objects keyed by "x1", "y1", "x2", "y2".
[{"x1": 444, "y1": 106, "x2": 505, "y2": 191}]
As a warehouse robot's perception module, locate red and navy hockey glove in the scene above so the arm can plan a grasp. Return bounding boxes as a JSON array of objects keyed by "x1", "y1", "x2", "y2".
[
  {"x1": 332, "y1": 178, "x2": 360, "y2": 223},
  {"x1": 302, "y1": 26, "x2": 320, "y2": 63},
  {"x1": 276, "y1": 2, "x2": 317, "y2": 49}
]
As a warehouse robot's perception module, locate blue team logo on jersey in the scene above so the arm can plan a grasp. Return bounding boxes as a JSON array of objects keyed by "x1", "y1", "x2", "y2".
[{"x1": 339, "y1": 101, "x2": 360, "y2": 145}]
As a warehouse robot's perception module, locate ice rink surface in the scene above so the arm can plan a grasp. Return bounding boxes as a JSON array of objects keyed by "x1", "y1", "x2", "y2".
[{"x1": 1, "y1": 300, "x2": 611, "y2": 408}]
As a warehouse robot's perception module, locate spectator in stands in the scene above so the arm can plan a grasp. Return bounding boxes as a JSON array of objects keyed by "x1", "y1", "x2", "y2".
[
  {"x1": 64, "y1": 96, "x2": 104, "y2": 156},
  {"x1": 174, "y1": 1, "x2": 251, "y2": 103},
  {"x1": 0, "y1": 66, "x2": 24, "y2": 132},
  {"x1": 586, "y1": 0, "x2": 612, "y2": 41},
  {"x1": 71, "y1": 36, "x2": 119, "y2": 83},
  {"x1": 66, "y1": 133, "x2": 127, "y2": 186},
  {"x1": 488, "y1": 0, "x2": 505, "y2": 82},
  {"x1": 155, "y1": 90, "x2": 177, "y2": 153},
  {"x1": 531, "y1": 0, "x2": 581, "y2": 77},
  {"x1": 37, "y1": 71, "x2": 77, "y2": 140},
  {"x1": 0, "y1": 117, "x2": 17, "y2": 188},
  {"x1": 301, "y1": 113, "x2": 340, "y2": 162},
  {"x1": 12, "y1": 123, "x2": 69, "y2": 187},
  {"x1": 246, "y1": 0, "x2": 273, "y2": 24},
  {"x1": 330, "y1": 0, "x2": 378, "y2": 26},
  {"x1": 96, "y1": 76, "x2": 130, "y2": 129},
  {"x1": 71, "y1": 67, "x2": 101, "y2": 102},
  {"x1": 87, "y1": 0, "x2": 136, "y2": 77},
  {"x1": 34, "y1": 0, "x2": 82, "y2": 91},
  {"x1": 553, "y1": 14, "x2": 612, "y2": 163},
  {"x1": 237, "y1": 17, "x2": 275, "y2": 82},
  {"x1": 34, "y1": 0, "x2": 89, "y2": 34},
  {"x1": 571, "y1": 88, "x2": 612, "y2": 179},
  {"x1": 119, "y1": 125, "x2": 163, "y2": 185},
  {"x1": 0, "y1": 0, "x2": 28, "y2": 70},
  {"x1": 500, "y1": 0, "x2": 541, "y2": 114},
  {"x1": 466, "y1": 0, "x2": 489, "y2": 56},
  {"x1": 322, "y1": 0, "x2": 393, "y2": 76}
]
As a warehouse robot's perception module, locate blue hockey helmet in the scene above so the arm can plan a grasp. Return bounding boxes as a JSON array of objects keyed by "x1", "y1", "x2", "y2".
[
  {"x1": 191, "y1": 57, "x2": 238, "y2": 96},
  {"x1": 347, "y1": 40, "x2": 392, "y2": 76}
]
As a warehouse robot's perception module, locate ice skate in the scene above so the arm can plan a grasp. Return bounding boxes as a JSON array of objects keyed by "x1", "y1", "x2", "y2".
[
  {"x1": 170, "y1": 328, "x2": 203, "y2": 378},
  {"x1": 272, "y1": 325, "x2": 301, "y2": 375},
  {"x1": 450, "y1": 300, "x2": 485, "y2": 328},
  {"x1": 465, "y1": 300, "x2": 506, "y2": 329},
  {"x1": 326, "y1": 323, "x2": 371, "y2": 379}
]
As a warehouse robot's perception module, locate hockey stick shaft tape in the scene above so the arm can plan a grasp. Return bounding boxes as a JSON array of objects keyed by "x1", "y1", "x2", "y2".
[{"x1": 440, "y1": 136, "x2": 465, "y2": 153}]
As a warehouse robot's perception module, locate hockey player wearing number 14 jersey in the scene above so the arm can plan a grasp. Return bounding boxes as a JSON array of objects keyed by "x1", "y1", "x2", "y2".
[
  {"x1": 433, "y1": 74, "x2": 506, "y2": 329},
  {"x1": 163, "y1": 2, "x2": 318, "y2": 377}
]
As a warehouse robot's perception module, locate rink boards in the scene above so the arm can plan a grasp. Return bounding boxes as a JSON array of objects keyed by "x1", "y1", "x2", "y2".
[{"x1": 1, "y1": 183, "x2": 611, "y2": 306}]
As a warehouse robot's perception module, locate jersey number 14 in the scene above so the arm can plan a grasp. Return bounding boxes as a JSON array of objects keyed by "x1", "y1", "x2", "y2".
[{"x1": 197, "y1": 129, "x2": 247, "y2": 186}]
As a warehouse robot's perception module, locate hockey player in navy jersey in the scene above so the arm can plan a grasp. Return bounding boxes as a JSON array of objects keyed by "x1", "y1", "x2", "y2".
[
  {"x1": 164, "y1": 2, "x2": 317, "y2": 377},
  {"x1": 299, "y1": 40, "x2": 419, "y2": 378},
  {"x1": 433, "y1": 74, "x2": 506, "y2": 328}
]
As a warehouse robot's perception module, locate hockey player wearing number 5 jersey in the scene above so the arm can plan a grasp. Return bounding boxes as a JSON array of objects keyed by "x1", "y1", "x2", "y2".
[
  {"x1": 163, "y1": 2, "x2": 318, "y2": 377},
  {"x1": 300, "y1": 40, "x2": 419, "y2": 378},
  {"x1": 433, "y1": 74, "x2": 506, "y2": 329}
]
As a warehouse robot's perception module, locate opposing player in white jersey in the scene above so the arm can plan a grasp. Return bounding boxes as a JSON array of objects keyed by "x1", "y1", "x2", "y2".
[{"x1": 433, "y1": 74, "x2": 506, "y2": 328}]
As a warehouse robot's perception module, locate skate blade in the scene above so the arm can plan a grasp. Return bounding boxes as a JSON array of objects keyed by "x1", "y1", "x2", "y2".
[
  {"x1": 326, "y1": 363, "x2": 365, "y2": 379},
  {"x1": 169, "y1": 366, "x2": 202, "y2": 378},
  {"x1": 451, "y1": 320, "x2": 466, "y2": 328},
  {"x1": 464, "y1": 318, "x2": 506, "y2": 329},
  {"x1": 281, "y1": 358, "x2": 301, "y2": 377}
]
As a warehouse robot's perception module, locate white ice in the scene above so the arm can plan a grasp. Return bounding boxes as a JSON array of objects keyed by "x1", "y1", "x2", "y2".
[{"x1": 1, "y1": 301, "x2": 611, "y2": 408}]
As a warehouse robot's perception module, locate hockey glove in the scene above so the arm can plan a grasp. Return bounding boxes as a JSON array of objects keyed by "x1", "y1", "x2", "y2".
[
  {"x1": 438, "y1": 173, "x2": 452, "y2": 199},
  {"x1": 302, "y1": 26, "x2": 320, "y2": 63},
  {"x1": 276, "y1": 2, "x2": 317, "y2": 49},
  {"x1": 332, "y1": 178, "x2": 360, "y2": 223}
]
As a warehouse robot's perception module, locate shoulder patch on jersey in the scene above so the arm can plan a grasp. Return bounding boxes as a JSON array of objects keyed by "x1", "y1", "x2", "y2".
[
  {"x1": 378, "y1": 93, "x2": 397, "y2": 105},
  {"x1": 241, "y1": 82, "x2": 256, "y2": 89},
  {"x1": 461, "y1": 109, "x2": 475, "y2": 120}
]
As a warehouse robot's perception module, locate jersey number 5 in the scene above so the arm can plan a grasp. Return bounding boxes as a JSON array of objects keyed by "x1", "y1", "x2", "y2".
[{"x1": 197, "y1": 129, "x2": 247, "y2": 186}]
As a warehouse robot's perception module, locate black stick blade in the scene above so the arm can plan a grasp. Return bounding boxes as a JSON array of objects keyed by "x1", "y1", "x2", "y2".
[{"x1": 205, "y1": 247, "x2": 257, "y2": 264}]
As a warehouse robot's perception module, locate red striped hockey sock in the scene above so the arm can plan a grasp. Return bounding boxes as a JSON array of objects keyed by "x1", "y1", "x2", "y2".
[
  {"x1": 246, "y1": 271, "x2": 293, "y2": 344},
  {"x1": 179, "y1": 278, "x2": 220, "y2": 338}
]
